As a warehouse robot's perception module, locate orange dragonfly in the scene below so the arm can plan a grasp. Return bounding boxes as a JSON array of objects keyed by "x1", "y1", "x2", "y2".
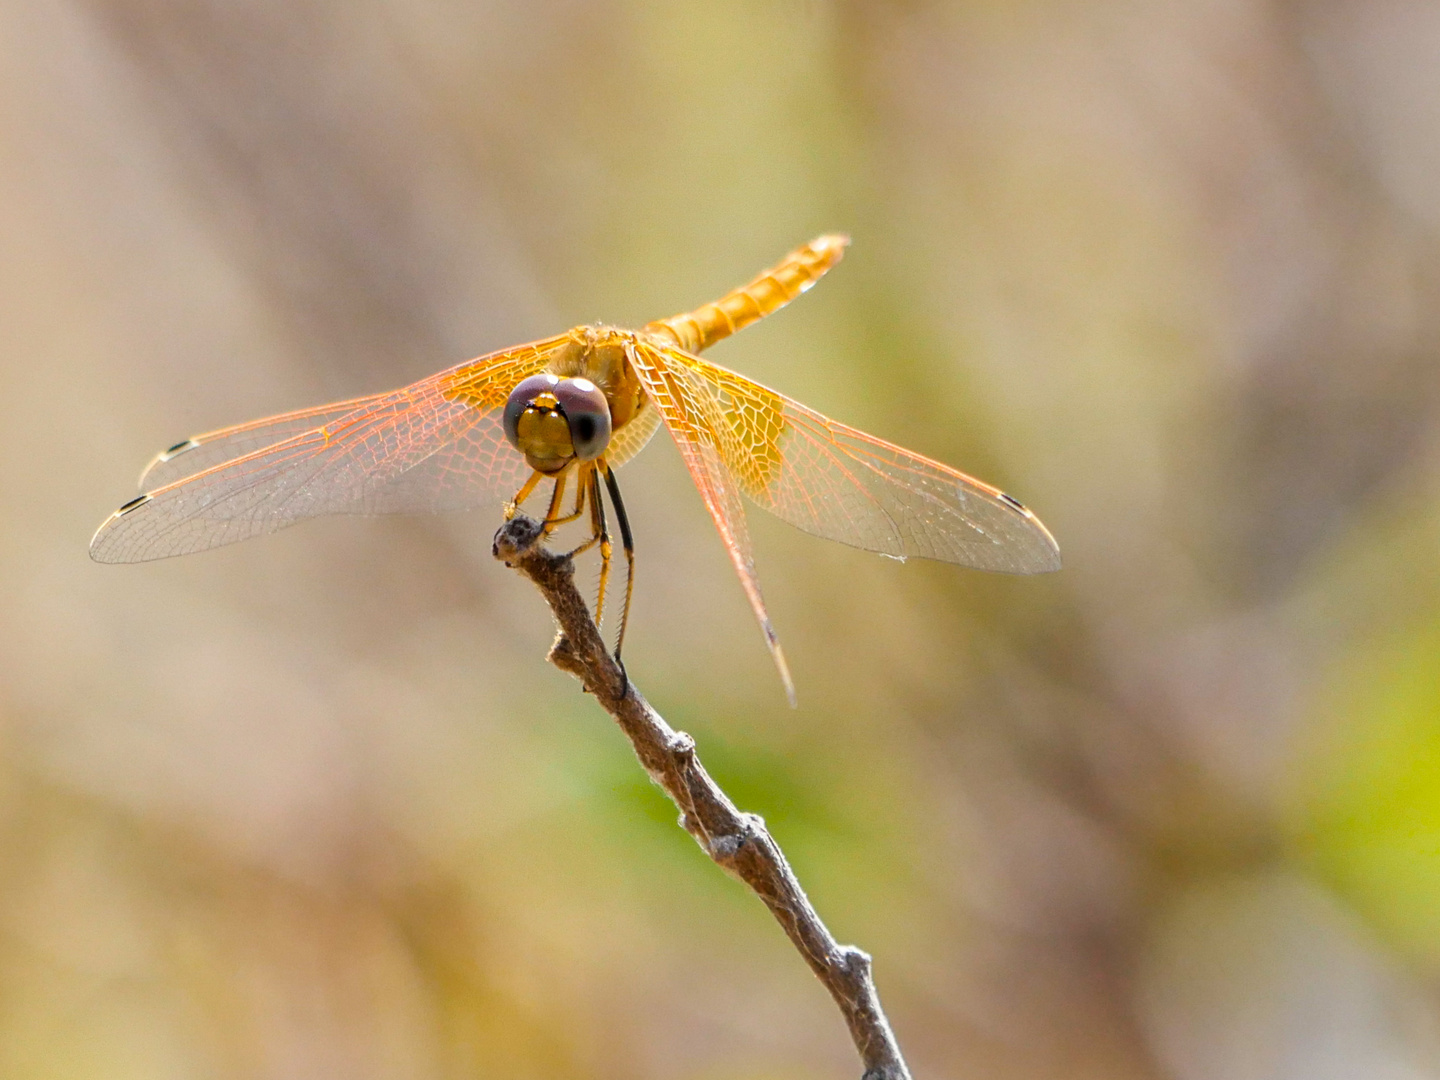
[{"x1": 91, "y1": 236, "x2": 1060, "y2": 701}]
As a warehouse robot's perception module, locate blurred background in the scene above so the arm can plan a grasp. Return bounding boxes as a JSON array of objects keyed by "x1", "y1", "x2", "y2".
[{"x1": 2, "y1": 0, "x2": 1440, "y2": 1077}]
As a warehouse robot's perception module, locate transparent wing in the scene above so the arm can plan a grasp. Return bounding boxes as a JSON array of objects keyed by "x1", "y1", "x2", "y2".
[
  {"x1": 604, "y1": 399, "x2": 662, "y2": 469},
  {"x1": 90, "y1": 335, "x2": 570, "y2": 563},
  {"x1": 629, "y1": 342, "x2": 795, "y2": 704},
  {"x1": 139, "y1": 396, "x2": 390, "y2": 491},
  {"x1": 650, "y1": 343, "x2": 1061, "y2": 574}
]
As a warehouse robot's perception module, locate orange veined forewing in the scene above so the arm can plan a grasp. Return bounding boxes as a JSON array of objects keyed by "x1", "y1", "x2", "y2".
[{"x1": 91, "y1": 236, "x2": 1060, "y2": 702}]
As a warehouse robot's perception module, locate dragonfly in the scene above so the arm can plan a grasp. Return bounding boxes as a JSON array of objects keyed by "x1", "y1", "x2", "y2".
[{"x1": 91, "y1": 236, "x2": 1060, "y2": 702}]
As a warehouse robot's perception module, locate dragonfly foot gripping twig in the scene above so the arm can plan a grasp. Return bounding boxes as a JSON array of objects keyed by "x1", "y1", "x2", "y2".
[{"x1": 492, "y1": 512, "x2": 912, "y2": 1080}]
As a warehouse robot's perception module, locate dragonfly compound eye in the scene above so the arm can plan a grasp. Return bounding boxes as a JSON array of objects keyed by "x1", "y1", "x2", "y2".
[
  {"x1": 503, "y1": 373, "x2": 562, "y2": 451},
  {"x1": 552, "y1": 377, "x2": 612, "y2": 460}
]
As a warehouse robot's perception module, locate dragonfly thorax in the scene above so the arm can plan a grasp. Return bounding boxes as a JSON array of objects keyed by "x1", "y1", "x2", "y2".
[{"x1": 503, "y1": 373, "x2": 613, "y2": 473}]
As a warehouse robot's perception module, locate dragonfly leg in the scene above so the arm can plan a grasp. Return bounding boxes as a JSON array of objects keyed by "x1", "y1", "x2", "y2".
[
  {"x1": 505, "y1": 470, "x2": 545, "y2": 520},
  {"x1": 560, "y1": 467, "x2": 612, "y2": 631},
  {"x1": 538, "y1": 470, "x2": 570, "y2": 537},
  {"x1": 543, "y1": 465, "x2": 590, "y2": 530},
  {"x1": 589, "y1": 468, "x2": 612, "y2": 629},
  {"x1": 602, "y1": 462, "x2": 635, "y2": 668},
  {"x1": 565, "y1": 467, "x2": 603, "y2": 563}
]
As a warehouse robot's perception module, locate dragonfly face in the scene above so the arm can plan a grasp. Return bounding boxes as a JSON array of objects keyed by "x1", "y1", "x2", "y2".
[
  {"x1": 91, "y1": 235, "x2": 1060, "y2": 703},
  {"x1": 503, "y1": 373, "x2": 613, "y2": 472}
]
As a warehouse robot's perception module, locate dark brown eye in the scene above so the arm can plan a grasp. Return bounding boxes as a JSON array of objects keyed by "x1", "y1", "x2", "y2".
[
  {"x1": 553, "y1": 377, "x2": 612, "y2": 460},
  {"x1": 503, "y1": 373, "x2": 561, "y2": 450}
]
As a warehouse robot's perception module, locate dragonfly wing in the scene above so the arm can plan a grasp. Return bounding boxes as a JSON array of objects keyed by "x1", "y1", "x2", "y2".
[
  {"x1": 604, "y1": 399, "x2": 662, "y2": 469},
  {"x1": 139, "y1": 396, "x2": 391, "y2": 491},
  {"x1": 654, "y1": 346, "x2": 1062, "y2": 573},
  {"x1": 629, "y1": 341, "x2": 795, "y2": 704},
  {"x1": 91, "y1": 336, "x2": 569, "y2": 563}
]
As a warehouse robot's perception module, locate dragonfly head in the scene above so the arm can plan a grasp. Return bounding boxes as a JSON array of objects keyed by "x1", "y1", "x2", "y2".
[{"x1": 503, "y1": 373, "x2": 613, "y2": 473}]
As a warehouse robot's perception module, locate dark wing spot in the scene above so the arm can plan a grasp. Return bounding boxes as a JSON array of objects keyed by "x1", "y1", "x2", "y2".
[
  {"x1": 162, "y1": 439, "x2": 199, "y2": 459},
  {"x1": 998, "y1": 492, "x2": 1028, "y2": 514},
  {"x1": 116, "y1": 494, "x2": 151, "y2": 515}
]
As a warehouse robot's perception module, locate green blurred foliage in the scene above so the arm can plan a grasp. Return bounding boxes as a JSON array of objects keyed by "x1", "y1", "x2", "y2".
[{"x1": 1294, "y1": 620, "x2": 1440, "y2": 963}]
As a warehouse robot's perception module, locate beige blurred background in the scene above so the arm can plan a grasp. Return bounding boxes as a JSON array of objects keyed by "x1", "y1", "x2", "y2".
[{"x1": 3, "y1": 0, "x2": 1440, "y2": 1077}]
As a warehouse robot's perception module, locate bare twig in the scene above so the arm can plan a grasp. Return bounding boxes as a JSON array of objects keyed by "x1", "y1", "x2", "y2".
[{"x1": 493, "y1": 513, "x2": 912, "y2": 1080}]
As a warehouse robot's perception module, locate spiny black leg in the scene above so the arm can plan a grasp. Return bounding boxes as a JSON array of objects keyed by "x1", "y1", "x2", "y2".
[{"x1": 603, "y1": 463, "x2": 636, "y2": 674}]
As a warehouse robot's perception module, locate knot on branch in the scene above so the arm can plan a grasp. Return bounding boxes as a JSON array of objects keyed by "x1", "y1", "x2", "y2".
[
  {"x1": 708, "y1": 812, "x2": 764, "y2": 866},
  {"x1": 837, "y1": 945, "x2": 874, "y2": 980},
  {"x1": 492, "y1": 513, "x2": 548, "y2": 566},
  {"x1": 548, "y1": 634, "x2": 580, "y2": 672}
]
